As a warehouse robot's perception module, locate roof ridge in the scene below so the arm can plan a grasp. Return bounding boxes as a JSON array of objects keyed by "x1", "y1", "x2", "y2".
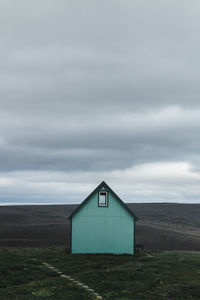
[{"x1": 68, "y1": 181, "x2": 138, "y2": 220}]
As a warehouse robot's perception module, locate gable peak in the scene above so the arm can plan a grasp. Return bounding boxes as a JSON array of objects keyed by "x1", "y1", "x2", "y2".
[{"x1": 68, "y1": 181, "x2": 138, "y2": 221}]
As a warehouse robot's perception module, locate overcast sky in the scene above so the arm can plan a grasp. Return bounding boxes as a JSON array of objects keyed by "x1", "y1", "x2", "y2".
[{"x1": 1, "y1": 0, "x2": 200, "y2": 204}]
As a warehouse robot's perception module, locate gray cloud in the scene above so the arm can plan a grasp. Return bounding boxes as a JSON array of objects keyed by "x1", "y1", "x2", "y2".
[{"x1": 1, "y1": 0, "x2": 200, "y2": 203}]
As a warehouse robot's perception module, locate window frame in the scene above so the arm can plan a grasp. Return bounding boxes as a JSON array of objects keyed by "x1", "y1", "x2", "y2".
[{"x1": 98, "y1": 191, "x2": 108, "y2": 207}]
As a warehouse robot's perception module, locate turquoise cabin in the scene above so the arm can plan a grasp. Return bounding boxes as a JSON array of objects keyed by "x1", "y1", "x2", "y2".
[{"x1": 69, "y1": 181, "x2": 138, "y2": 255}]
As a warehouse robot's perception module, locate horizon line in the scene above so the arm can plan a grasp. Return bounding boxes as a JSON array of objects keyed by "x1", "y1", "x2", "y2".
[{"x1": 0, "y1": 201, "x2": 199, "y2": 206}]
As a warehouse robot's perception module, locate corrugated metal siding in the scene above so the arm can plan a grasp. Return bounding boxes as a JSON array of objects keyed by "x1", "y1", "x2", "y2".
[{"x1": 72, "y1": 189, "x2": 134, "y2": 254}]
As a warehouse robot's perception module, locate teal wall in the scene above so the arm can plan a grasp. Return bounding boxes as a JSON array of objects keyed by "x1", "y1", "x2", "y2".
[{"x1": 71, "y1": 187, "x2": 134, "y2": 254}]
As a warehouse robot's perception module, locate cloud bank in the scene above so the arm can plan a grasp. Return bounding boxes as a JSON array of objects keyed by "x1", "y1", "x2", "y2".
[{"x1": 1, "y1": 0, "x2": 200, "y2": 203}]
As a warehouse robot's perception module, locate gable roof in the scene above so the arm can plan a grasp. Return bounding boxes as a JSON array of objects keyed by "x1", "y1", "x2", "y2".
[{"x1": 68, "y1": 181, "x2": 139, "y2": 220}]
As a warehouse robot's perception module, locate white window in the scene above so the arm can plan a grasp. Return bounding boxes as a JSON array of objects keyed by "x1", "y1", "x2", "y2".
[{"x1": 98, "y1": 191, "x2": 108, "y2": 207}]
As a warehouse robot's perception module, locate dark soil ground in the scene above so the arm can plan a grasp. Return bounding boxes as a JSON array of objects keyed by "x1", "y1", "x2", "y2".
[{"x1": 0, "y1": 204, "x2": 200, "y2": 250}]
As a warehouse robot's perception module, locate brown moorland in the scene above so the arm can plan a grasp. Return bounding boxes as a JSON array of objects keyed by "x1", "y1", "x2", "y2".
[{"x1": 0, "y1": 203, "x2": 199, "y2": 250}]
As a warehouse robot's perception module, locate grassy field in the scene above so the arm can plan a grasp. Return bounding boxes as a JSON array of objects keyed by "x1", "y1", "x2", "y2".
[{"x1": 0, "y1": 247, "x2": 200, "y2": 300}]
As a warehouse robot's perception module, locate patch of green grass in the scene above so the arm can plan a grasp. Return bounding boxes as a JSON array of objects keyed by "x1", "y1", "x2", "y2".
[
  {"x1": 0, "y1": 248, "x2": 93, "y2": 300},
  {"x1": 0, "y1": 247, "x2": 200, "y2": 299}
]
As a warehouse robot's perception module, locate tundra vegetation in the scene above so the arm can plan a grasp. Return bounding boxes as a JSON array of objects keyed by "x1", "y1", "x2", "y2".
[{"x1": 0, "y1": 247, "x2": 200, "y2": 300}]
